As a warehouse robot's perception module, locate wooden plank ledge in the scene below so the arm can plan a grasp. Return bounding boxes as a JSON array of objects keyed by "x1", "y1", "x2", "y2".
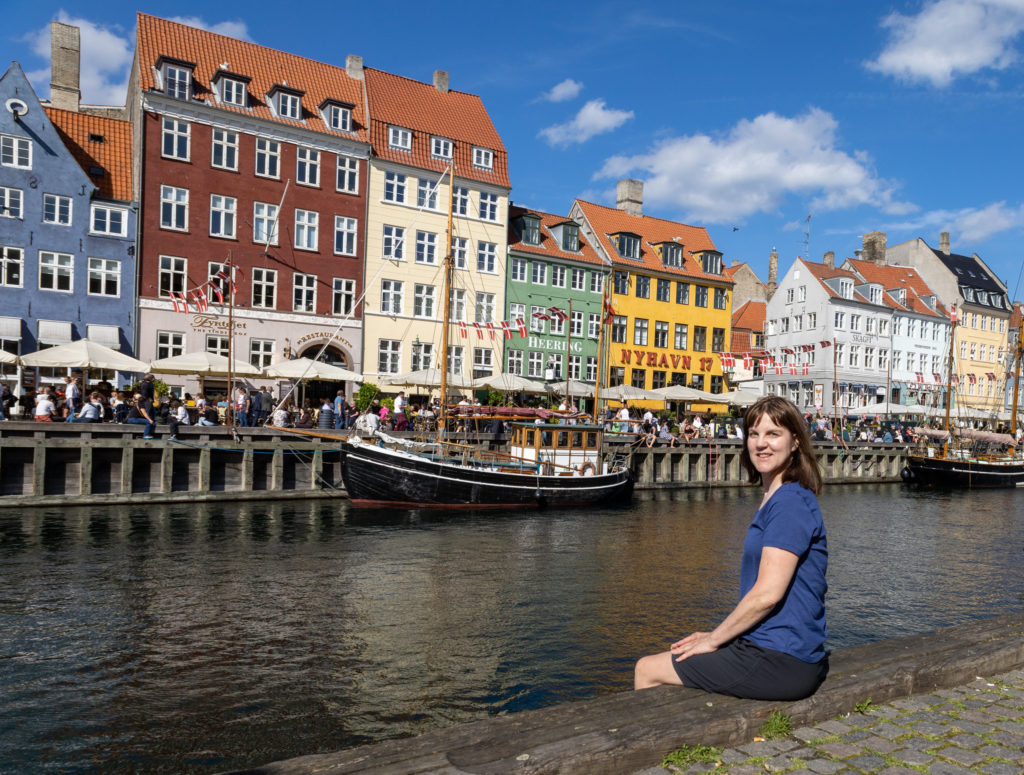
[{"x1": 221, "y1": 611, "x2": 1024, "y2": 775}]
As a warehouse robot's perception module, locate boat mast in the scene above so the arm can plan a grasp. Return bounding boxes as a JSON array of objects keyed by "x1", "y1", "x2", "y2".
[
  {"x1": 593, "y1": 281, "x2": 609, "y2": 422},
  {"x1": 1010, "y1": 323, "x2": 1023, "y2": 451},
  {"x1": 226, "y1": 250, "x2": 234, "y2": 430},
  {"x1": 565, "y1": 298, "x2": 572, "y2": 407},
  {"x1": 943, "y1": 307, "x2": 957, "y2": 455},
  {"x1": 438, "y1": 164, "x2": 456, "y2": 444}
]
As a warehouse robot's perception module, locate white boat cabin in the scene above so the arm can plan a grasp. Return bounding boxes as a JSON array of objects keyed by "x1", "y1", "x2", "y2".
[{"x1": 508, "y1": 423, "x2": 607, "y2": 476}]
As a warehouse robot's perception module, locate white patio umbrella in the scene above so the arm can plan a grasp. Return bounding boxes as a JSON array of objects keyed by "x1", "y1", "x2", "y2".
[
  {"x1": 652, "y1": 384, "x2": 714, "y2": 402},
  {"x1": 0, "y1": 350, "x2": 18, "y2": 365},
  {"x1": 547, "y1": 379, "x2": 596, "y2": 398},
  {"x1": 717, "y1": 389, "x2": 762, "y2": 407},
  {"x1": 264, "y1": 357, "x2": 362, "y2": 382},
  {"x1": 382, "y1": 367, "x2": 473, "y2": 389},
  {"x1": 19, "y1": 339, "x2": 149, "y2": 372},
  {"x1": 149, "y1": 351, "x2": 263, "y2": 377},
  {"x1": 471, "y1": 373, "x2": 548, "y2": 393},
  {"x1": 599, "y1": 383, "x2": 666, "y2": 402}
]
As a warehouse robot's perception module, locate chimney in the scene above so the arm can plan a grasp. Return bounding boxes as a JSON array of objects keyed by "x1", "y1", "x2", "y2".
[
  {"x1": 862, "y1": 231, "x2": 887, "y2": 267},
  {"x1": 345, "y1": 55, "x2": 364, "y2": 81},
  {"x1": 615, "y1": 179, "x2": 643, "y2": 216},
  {"x1": 433, "y1": 70, "x2": 449, "y2": 93},
  {"x1": 50, "y1": 21, "x2": 81, "y2": 112},
  {"x1": 939, "y1": 231, "x2": 950, "y2": 254},
  {"x1": 824, "y1": 251, "x2": 835, "y2": 269},
  {"x1": 767, "y1": 248, "x2": 778, "y2": 299}
]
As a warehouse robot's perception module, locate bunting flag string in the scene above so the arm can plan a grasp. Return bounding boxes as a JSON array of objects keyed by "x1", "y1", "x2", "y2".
[
  {"x1": 458, "y1": 321, "x2": 467, "y2": 339},
  {"x1": 547, "y1": 306, "x2": 569, "y2": 322},
  {"x1": 486, "y1": 322, "x2": 495, "y2": 340}
]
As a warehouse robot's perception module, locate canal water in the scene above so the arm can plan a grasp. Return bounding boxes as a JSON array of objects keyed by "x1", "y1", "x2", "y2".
[{"x1": 1, "y1": 484, "x2": 1021, "y2": 774}]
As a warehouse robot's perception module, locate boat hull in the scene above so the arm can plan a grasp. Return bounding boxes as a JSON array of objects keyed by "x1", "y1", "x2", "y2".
[
  {"x1": 902, "y1": 453, "x2": 1024, "y2": 488},
  {"x1": 339, "y1": 441, "x2": 634, "y2": 508}
]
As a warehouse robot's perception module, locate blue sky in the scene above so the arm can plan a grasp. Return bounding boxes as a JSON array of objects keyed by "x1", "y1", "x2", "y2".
[{"x1": 6, "y1": 1, "x2": 1024, "y2": 301}]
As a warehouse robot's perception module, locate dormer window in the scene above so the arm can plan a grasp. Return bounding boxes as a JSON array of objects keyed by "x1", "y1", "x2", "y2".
[
  {"x1": 896, "y1": 288, "x2": 907, "y2": 305},
  {"x1": 212, "y1": 70, "x2": 250, "y2": 108},
  {"x1": 838, "y1": 278, "x2": 853, "y2": 299},
  {"x1": 318, "y1": 99, "x2": 353, "y2": 132},
  {"x1": 869, "y1": 285, "x2": 882, "y2": 304},
  {"x1": 157, "y1": 57, "x2": 195, "y2": 100},
  {"x1": 697, "y1": 250, "x2": 723, "y2": 275},
  {"x1": 266, "y1": 84, "x2": 304, "y2": 120},
  {"x1": 613, "y1": 232, "x2": 641, "y2": 259},
  {"x1": 521, "y1": 215, "x2": 541, "y2": 246},
  {"x1": 472, "y1": 147, "x2": 493, "y2": 169},
  {"x1": 660, "y1": 242, "x2": 682, "y2": 267},
  {"x1": 389, "y1": 126, "x2": 412, "y2": 151},
  {"x1": 431, "y1": 136, "x2": 452, "y2": 159}
]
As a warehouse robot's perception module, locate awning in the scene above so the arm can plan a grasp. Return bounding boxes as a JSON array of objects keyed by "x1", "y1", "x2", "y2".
[
  {"x1": 0, "y1": 316, "x2": 22, "y2": 340},
  {"x1": 801, "y1": 380, "x2": 813, "y2": 386},
  {"x1": 839, "y1": 382, "x2": 848, "y2": 388},
  {"x1": 787, "y1": 381, "x2": 799, "y2": 387},
  {"x1": 850, "y1": 383, "x2": 863, "y2": 389},
  {"x1": 86, "y1": 324, "x2": 121, "y2": 350},
  {"x1": 891, "y1": 382, "x2": 907, "y2": 390},
  {"x1": 37, "y1": 320, "x2": 72, "y2": 345}
]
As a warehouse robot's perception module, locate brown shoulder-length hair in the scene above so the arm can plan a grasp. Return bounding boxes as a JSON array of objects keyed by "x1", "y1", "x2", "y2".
[{"x1": 739, "y1": 395, "x2": 823, "y2": 494}]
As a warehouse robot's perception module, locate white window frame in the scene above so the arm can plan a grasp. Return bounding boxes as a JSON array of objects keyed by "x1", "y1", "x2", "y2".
[
  {"x1": 477, "y1": 241, "x2": 497, "y2": 273},
  {"x1": 90, "y1": 204, "x2": 127, "y2": 237},
  {"x1": 531, "y1": 261, "x2": 547, "y2": 285},
  {"x1": 160, "y1": 185, "x2": 188, "y2": 231},
  {"x1": 378, "y1": 339, "x2": 402, "y2": 374},
  {"x1": 296, "y1": 147, "x2": 320, "y2": 187},
  {"x1": 451, "y1": 236, "x2": 467, "y2": 269},
  {"x1": 415, "y1": 231, "x2": 437, "y2": 265},
  {"x1": 431, "y1": 136, "x2": 452, "y2": 159},
  {"x1": 158, "y1": 255, "x2": 187, "y2": 298},
  {"x1": 472, "y1": 147, "x2": 494, "y2": 169},
  {"x1": 551, "y1": 265, "x2": 567, "y2": 288},
  {"x1": 163, "y1": 64, "x2": 191, "y2": 99},
  {"x1": 161, "y1": 117, "x2": 190, "y2": 161},
  {"x1": 527, "y1": 351, "x2": 544, "y2": 378},
  {"x1": 475, "y1": 292, "x2": 495, "y2": 323},
  {"x1": 292, "y1": 272, "x2": 316, "y2": 312},
  {"x1": 211, "y1": 127, "x2": 238, "y2": 170},
  {"x1": 219, "y1": 78, "x2": 246, "y2": 107},
  {"x1": 0, "y1": 187, "x2": 23, "y2": 219},
  {"x1": 0, "y1": 245, "x2": 24, "y2": 287},
  {"x1": 326, "y1": 104, "x2": 352, "y2": 132},
  {"x1": 450, "y1": 288, "x2": 467, "y2": 322},
  {"x1": 253, "y1": 202, "x2": 279, "y2": 245},
  {"x1": 384, "y1": 171, "x2": 406, "y2": 203},
  {"x1": 478, "y1": 191, "x2": 498, "y2": 221},
  {"x1": 588, "y1": 313, "x2": 601, "y2": 339},
  {"x1": 414, "y1": 283, "x2": 436, "y2": 319},
  {"x1": 334, "y1": 216, "x2": 357, "y2": 256},
  {"x1": 294, "y1": 209, "x2": 318, "y2": 250},
  {"x1": 571, "y1": 268, "x2": 585, "y2": 291},
  {"x1": 156, "y1": 331, "x2": 185, "y2": 360},
  {"x1": 278, "y1": 92, "x2": 302, "y2": 120},
  {"x1": 453, "y1": 186, "x2": 470, "y2": 216},
  {"x1": 472, "y1": 347, "x2": 493, "y2": 378},
  {"x1": 336, "y1": 156, "x2": 359, "y2": 193},
  {"x1": 251, "y1": 267, "x2": 277, "y2": 309},
  {"x1": 510, "y1": 258, "x2": 527, "y2": 282},
  {"x1": 383, "y1": 225, "x2": 405, "y2": 261},
  {"x1": 210, "y1": 194, "x2": 237, "y2": 239},
  {"x1": 507, "y1": 349, "x2": 523, "y2": 376},
  {"x1": 250, "y1": 339, "x2": 275, "y2": 369},
  {"x1": 255, "y1": 138, "x2": 280, "y2": 178},
  {"x1": 42, "y1": 194, "x2": 72, "y2": 226},
  {"x1": 417, "y1": 178, "x2": 439, "y2": 210},
  {"x1": 380, "y1": 280, "x2": 403, "y2": 315},
  {"x1": 332, "y1": 278, "x2": 355, "y2": 315},
  {"x1": 388, "y1": 126, "x2": 412, "y2": 151},
  {"x1": 1, "y1": 134, "x2": 32, "y2": 169},
  {"x1": 87, "y1": 257, "x2": 120, "y2": 297}
]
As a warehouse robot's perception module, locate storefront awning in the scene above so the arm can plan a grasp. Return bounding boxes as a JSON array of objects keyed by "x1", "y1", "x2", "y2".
[
  {"x1": 0, "y1": 316, "x2": 21, "y2": 340},
  {"x1": 86, "y1": 324, "x2": 121, "y2": 350},
  {"x1": 37, "y1": 320, "x2": 72, "y2": 346}
]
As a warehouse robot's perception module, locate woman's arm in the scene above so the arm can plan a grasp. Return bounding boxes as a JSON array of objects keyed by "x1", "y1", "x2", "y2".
[{"x1": 670, "y1": 546, "x2": 799, "y2": 660}]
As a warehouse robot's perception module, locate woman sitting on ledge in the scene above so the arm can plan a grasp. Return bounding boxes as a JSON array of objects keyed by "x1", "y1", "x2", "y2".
[{"x1": 634, "y1": 395, "x2": 828, "y2": 701}]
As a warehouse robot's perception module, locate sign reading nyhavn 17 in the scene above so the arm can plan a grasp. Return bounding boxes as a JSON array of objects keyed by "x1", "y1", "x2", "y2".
[{"x1": 619, "y1": 349, "x2": 715, "y2": 372}]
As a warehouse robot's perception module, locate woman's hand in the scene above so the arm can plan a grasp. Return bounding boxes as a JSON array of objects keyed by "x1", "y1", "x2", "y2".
[{"x1": 670, "y1": 631, "x2": 719, "y2": 661}]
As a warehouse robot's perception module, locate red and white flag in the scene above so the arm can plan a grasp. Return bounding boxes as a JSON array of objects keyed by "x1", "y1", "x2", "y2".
[
  {"x1": 516, "y1": 318, "x2": 527, "y2": 337},
  {"x1": 743, "y1": 354, "x2": 752, "y2": 370},
  {"x1": 789, "y1": 364, "x2": 798, "y2": 375},
  {"x1": 801, "y1": 363, "x2": 810, "y2": 376},
  {"x1": 932, "y1": 372, "x2": 942, "y2": 383},
  {"x1": 501, "y1": 321, "x2": 513, "y2": 339},
  {"x1": 548, "y1": 306, "x2": 568, "y2": 322},
  {"x1": 190, "y1": 289, "x2": 209, "y2": 312},
  {"x1": 819, "y1": 340, "x2": 832, "y2": 348},
  {"x1": 170, "y1": 291, "x2": 189, "y2": 313},
  {"x1": 774, "y1": 364, "x2": 784, "y2": 375},
  {"x1": 532, "y1": 310, "x2": 550, "y2": 321},
  {"x1": 473, "y1": 323, "x2": 483, "y2": 339},
  {"x1": 210, "y1": 283, "x2": 224, "y2": 304},
  {"x1": 458, "y1": 321, "x2": 467, "y2": 338},
  {"x1": 602, "y1": 296, "x2": 615, "y2": 323},
  {"x1": 915, "y1": 372, "x2": 924, "y2": 383}
]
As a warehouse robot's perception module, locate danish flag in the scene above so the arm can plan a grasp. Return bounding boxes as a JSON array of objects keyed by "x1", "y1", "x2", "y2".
[
  {"x1": 932, "y1": 372, "x2": 942, "y2": 383},
  {"x1": 719, "y1": 353, "x2": 735, "y2": 368},
  {"x1": 774, "y1": 364, "x2": 784, "y2": 375},
  {"x1": 170, "y1": 291, "x2": 189, "y2": 313},
  {"x1": 548, "y1": 306, "x2": 569, "y2": 322},
  {"x1": 473, "y1": 323, "x2": 483, "y2": 339},
  {"x1": 602, "y1": 296, "x2": 616, "y2": 324},
  {"x1": 189, "y1": 289, "x2": 209, "y2": 313},
  {"x1": 458, "y1": 321, "x2": 467, "y2": 338},
  {"x1": 516, "y1": 318, "x2": 527, "y2": 337},
  {"x1": 967, "y1": 373, "x2": 977, "y2": 385},
  {"x1": 486, "y1": 322, "x2": 495, "y2": 340},
  {"x1": 532, "y1": 310, "x2": 550, "y2": 321},
  {"x1": 819, "y1": 340, "x2": 833, "y2": 348},
  {"x1": 802, "y1": 363, "x2": 810, "y2": 376},
  {"x1": 501, "y1": 321, "x2": 513, "y2": 339},
  {"x1": 915, "y1": 372, "x2": 923, "y2": 382},
  {"x1": 210, "y1": 284, "x2": 224, "y2": 304},
  {"x1": 743, "y1": 354, "x2": 752, "y2": 370},
  {"x1": 789, "y1": 364, "x2": 798, "y2": 375}
]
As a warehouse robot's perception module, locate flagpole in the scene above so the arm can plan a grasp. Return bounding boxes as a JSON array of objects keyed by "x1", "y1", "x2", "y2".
[
  {"x1": 565, "y1": 299, "x2": 572, "y2": 407},
  {"x1": 227, "y1": 251, "x2": 234, "y2": 431},
  {"x1": 832, "y1": 336, "x2": 838, "y2": 439}
]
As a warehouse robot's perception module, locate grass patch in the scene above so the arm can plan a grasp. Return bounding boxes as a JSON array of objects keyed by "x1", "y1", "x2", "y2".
[
  {"x1": 882, "y1": 753, "x2": 928, "y2": 772},
  {"x1": 853, "y1": 698, "x2": 875, "y2": 714},
  {"x1": 759, "y1": 710, "x2": 793, "y2": 739},
  {"x1": 662, "y1": 744, "x2": 723, "y2": 769}
]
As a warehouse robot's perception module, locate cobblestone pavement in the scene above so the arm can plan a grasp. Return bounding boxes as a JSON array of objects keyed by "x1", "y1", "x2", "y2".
[{"x1": 636, "y1": 669, "x2": 1024, "y2": 775}]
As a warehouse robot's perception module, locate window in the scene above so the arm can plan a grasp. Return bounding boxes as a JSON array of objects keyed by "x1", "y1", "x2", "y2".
[
  {"x1": 334, "y1": 216, "x2": 357, "y2": 256},
  {"x1": 87, "y1": 258, "x2": 119, "y2": 296},
  {"x1": 714, "y1": 288, "x2": 728, "y2": 310},
  {"x1": 210, "y1": 194, "x2": 236, "y2": 238},
  {"x1": 609, "y1": 366, "x2": 625, "y2": 387},
  {"x1": 414, "y1": 284, "x2": 435, "y2": 318},
  {"x1": 453, "y1": 186, "x2": 470, "y2": 216},
  {"x1": 333, "y1": 278, "x2": 355, "y2": 315},
  {"x1": 380, "y1": 280, "x2": 403, "y2": 315},
  {"x1": 865, "y1": 347, "x2": 875, "y2": 369},
  {"x1": 42, "y1": 194, "x2": 72, "y2": 225},
  {"x1": 251, "y1": 267, "x2": 277, "y2": 308},
  {"x1": 384, "y1": 171, "x2": 406, "y2": 203},
  {"x1": 849, "y1": 314, "x2": 861, "y2": 332},
  {"x1": 327, "y1": 105, "x2": 352, "y2": 132},
  {"x1": 451, "y1": 236, "x2": 467, "y2": 269},
  {"x1": 161, "y1": 118, "x2": 189, "y2": 161},
  {"x1": 1, "y1": 134, "x2": 32, "y2": 168},
  {"x1": 636, "y1": 275, "x2": 650, "y2": 299},
  {"x1": 507, "y1": 349, "x2": 523, "y2": 375},
  {"x1": 588, "y1": 313, "x2": 601, "y2": 339},
  {"x1": 451, "y1": 289, "x2": 468, "y2": 321},
  {"x1": 835, "y1": 344, "x2": 845, "y2": 367},
  {"x1": 571, "y1": 311, "x2": 584, "y2": 337},
  {"x1": 278, "y1": 92, "x2": 301, "y2": 120},
  {"x1": 0, "y1": 246, "x2": 23, "y2": 287},
  {"x1": 378, "y1": 339, "x2": 401, "y2": 374},
  {"x1": 700, "y1": 252, "x2": 723, "y2": 275},
  {"x1": 656, "y1": 278, "x2": 671, "y2": 302},
  {"x1": 590, "y1": 272, "x2": 604, "y2": 294},
  {"x1": 521, "y1": 216, "x2": 541, "y2": 245},
  {"x1": 569, "y1": 355, "x2": 582, "y2": 380},
  {"x1": 550, "y1": 311, "x2": 564, "y2": 336},
  {"x1": 417, "y1": 178, "x2": 439, "y2": 210},
  {"x1": 431, "y1": 136, "x2": 452, "y2": 159},
  {"x1": 849, "y1": 345, "x2": 860, "y2": 367},
  {"x1": 207, "y1": 262, "x2": 229, "y2": 303},
  {"x1": 794, "y1": 314, "x2": 803, "y2": 331},
  {"x1": 531, "y1": 262, "x2": 547, "y2": 285},
  {"x1": 808, "y1": 312, "x2": 817, "y2": 328},
  {"x1": 633, "y1": 318, "x2": 648, "y2": 346},
  {"x1": 473, "y1": 348, "x2": 493, "y2": 379},
  {"x1": 477, "y1": 241, "x2": 496, "y2": 273},
  {"x1": 158, "y1": 255, "x2": 186, "y2": 298},
  {"x1": 552, "y1": 266, "x2": 567, "y2": 288},
  {"x1": 253, "y1": 202, "x2": 279, "y2": 245},
  {"x1": 447, "y1": 345, "x2": 464, "y2": 375},
  {"x1": 786, "y1": 288, "x2": 795, "y2": 304},
  {"x1": 612, "y1": 315, "x2": 627, "y2": 343},
  {"x1": 661, "y1": 243, "x2": 682, "y2": 267},
  {"x1": 839, "y1": 278, "x2": 853, "y2": 299},
  {"x1": 834, "y1": 311, "x2": 845, "y2": 328},
  {"x1": 255, "y1": 138, "x2": 280, "y2": 178},
  {"x1": 414, "y1": 231, "x2": 437, "y2": 264},
  {"x1": 562, "y1": 224, "x2": 580, "y2": 252},
  {"x1": 411, "y1": 342, "x2": 433, "y2": 371},
  {"x1": 631, "y1": 369, "x2": 646, "y2": 389},
  {"x1": 156, "y1": 331, "x2": 184, "y2": 360},
  {"x1": 0, "y1": 187, "x2": 23, "y2": 218},
  {"x1": 388, "y1": 126, "x2": 412, "y2": 150},
  {"x1": 383, "y1": 225, "x2": 404, "y2": 261},
  {"x1": 616, "y1": 233, "x2": 640, "y2": 259},
  {"x1": 250, "y1": 339, "x2": 274, "y2": 369},
  {"x1": 473, "y1": 147, "x2": 493, "y2": 169},
  {"x1": 654, "y1": 321, "x2": 669, "y2": 348},
  {"x1": 711, "y1": 328, "x2": 725, "y2": 352},
  {"x1": 585, "y1": 357, "x2": 598, "y2": 382},
  {"x1": 674, "y1": 323, "x2": 688, "y2": 350},
  {"x1": 695, "y1": 285, "x2": 708, "y2": 307},
  {"x1": 211, "y1": 128, "x2": 238, "y2": 170},
  {"x1": 475, "y1": 292, "x2": 495, "y2": 323},
  {"x1": 527, "y1": 351, "x2": 544, "y2": 377},
  {"x1": 336, "y1": 156, "x2": 359, "y2": 193},
  {"x1": 693, "y1": 326, "x2": 707, "y2": 352},
  {"x1": 296, "y1": 148, "x2": 320, "y2": 186},
  {"x1": 219, "y1": 78, "x2": 246, "y2": 107},
  {"x1": 570, "y1": 269, "x2": 585, "y2": 291},
  {"x1": 38, "y1": 251, "x2": 73, "y2": 292},
  {"x1": 530, "y1": 306, "x2": 546, "y2": 334},
  {"x1": 479, "y1": 192, "x2": 498, "y2": 221},
  {"x1": 164, "y1": 64, "x2": 191, "y2": 99},
  {"x1": 652, "y1": 371, "x2": 667, "y2": 389},
  {"x1": 90, "y1": 205, "x2": 126, "y2": 236},
  {"x1": 294, "y1": 209, "x2": 318, "y2": 250},
  {"x1": 510, "y1": 258, "x2": 527, "y2": 282},
  {"x1": 676, "y1": 282, "x2": 690, "y2": 304}
]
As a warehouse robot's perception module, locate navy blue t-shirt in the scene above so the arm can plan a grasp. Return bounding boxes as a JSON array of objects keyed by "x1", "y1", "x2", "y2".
[{"x1": 739, "y1": 482, "x2": 828, "y2": 663}]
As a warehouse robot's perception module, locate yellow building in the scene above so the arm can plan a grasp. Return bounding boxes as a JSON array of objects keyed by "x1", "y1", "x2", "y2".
[
  {"x1": 361, "y1": 67, "x2": 510, "y2": 386},
  {"x1": 571, "y1": 182, "x2": 732, "y2": 407}
]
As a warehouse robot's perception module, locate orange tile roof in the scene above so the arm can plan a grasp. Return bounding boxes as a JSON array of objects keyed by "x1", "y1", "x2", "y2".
[
  {"x1": 44, "y1": 107, "x2": 132, "y2": 201},
  {"x1": 732, "y1": 299, "x2": 766, "y2": 331},
  {"x1": 846, "y1": 258, "x2": 949, "y2": 318},
  {"x1": 802, "y1": 259, "x2": 870, "y2": 303},
  {"x1": 363, "y1": 67, "x2": 509, "y2": 188},
  {"x1": 136, "y1": 13, "x2": 369, "y2": 143},
  {"x1": 573, "y1": 199, "x2": 728, "y2": 283},
  {"x1": 507, "y1": 205, "x2": 607, "y2": 268}
]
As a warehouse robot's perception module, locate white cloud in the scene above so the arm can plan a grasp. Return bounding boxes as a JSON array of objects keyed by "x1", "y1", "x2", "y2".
[
  {"x1": 540, "y1": 78, "x2": 583, "y2": 102},
  {"x1": 166, "y1": 17, "x2": 252, "y2": 41},
  {"x1": 865, "y1": 0, "x2": 1024, "y2": 86},
  {"x1": 539, "y1": 99, "x2": 634, "y2": 147},
  {"x1": 596, "y1": 108, "x2": 912, "y2": 224},
  {"x1": 885, "y1": 201, "x2": 1024, "y2": 243}
]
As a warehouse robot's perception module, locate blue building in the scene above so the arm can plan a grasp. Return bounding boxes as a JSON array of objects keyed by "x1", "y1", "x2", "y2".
[{"x1": 0, "y1": 59, "x2": 137, "y2": 400}]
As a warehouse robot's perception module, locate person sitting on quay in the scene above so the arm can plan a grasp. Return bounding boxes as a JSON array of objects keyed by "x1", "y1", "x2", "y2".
[
  {"x1": 33, "y1": 389, "x2": 57, "y2": 422},
  {"x1": 167, "y1": 399, "x2": 190, "y2": 440},
  {"x1": 294, "y1": 407, "x2": 315, "y2": 429},
  {"x1": 681, "y1": 417, "x2": 697, "y2": 444},
  {"x1": 270, "y1": 400, "x2": 292, "y2": 428},
  {"x1": 125, "y1": 393, "x2": 156, "y2": 440},
  {"x1": 67, "y1": 391, "x2": 103, "y2": 423},
  {"x1": 658, "y1": 420, "x2": 678, "y2": 447}
]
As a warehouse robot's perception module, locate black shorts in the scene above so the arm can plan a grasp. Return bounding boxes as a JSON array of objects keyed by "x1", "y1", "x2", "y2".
[{"x1": 672, "y1": 637, "x2": 828, "y2": 701}]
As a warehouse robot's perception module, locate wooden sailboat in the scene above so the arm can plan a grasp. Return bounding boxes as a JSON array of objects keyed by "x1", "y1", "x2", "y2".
[
  {"x1": 337, "y1": 165, "x2": 634, "y2": 508},
  {"x1": 902, "y1": 309, "x2": 1024, "y2": 487}
]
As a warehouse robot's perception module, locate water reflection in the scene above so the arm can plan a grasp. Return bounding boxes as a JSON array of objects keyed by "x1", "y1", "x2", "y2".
[{"x1": 0, "y1": 485, "x2": 1021, "y2": 774}]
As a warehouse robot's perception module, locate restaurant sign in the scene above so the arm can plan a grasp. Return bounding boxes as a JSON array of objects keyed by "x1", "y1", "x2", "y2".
[{"x1": 619, "y1": 349, "x2": 715, "y2": 372}]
